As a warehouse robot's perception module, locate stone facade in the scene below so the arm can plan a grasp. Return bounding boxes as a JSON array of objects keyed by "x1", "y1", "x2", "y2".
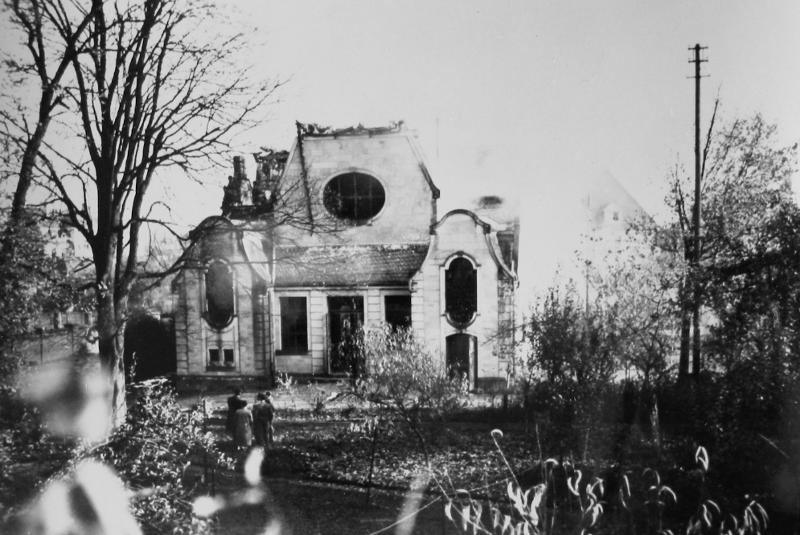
[{"x1": 173, "y1": 122, "x2": 519, "y2": 388}]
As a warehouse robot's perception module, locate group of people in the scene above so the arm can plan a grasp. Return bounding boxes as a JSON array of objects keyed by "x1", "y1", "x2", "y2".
[{"x1": 226, "y1": 388, "x2": 275, "y2": 451}]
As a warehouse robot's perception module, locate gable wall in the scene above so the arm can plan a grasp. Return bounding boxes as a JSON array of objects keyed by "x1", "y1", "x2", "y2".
[
  {"x1": 413, "y1": 213, "x2": 512, "y2": 384},
  {"x1": 173, "y1": 229, "x2": 270, "y2": 381},
  {"x1": 275, "y1": 134, "x2": 435, "y2": 247}
]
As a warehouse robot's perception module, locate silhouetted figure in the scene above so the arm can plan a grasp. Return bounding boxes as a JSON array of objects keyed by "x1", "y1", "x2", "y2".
[
  {"x1": 233, "y1": 400, "x2": 253, "y2": 451},
  {"x1": 226, "y1": 387, "x2": 243, "y2": 437},
  {"x1": 253, "y1": 392, "x2": 275, "y2": 446}
]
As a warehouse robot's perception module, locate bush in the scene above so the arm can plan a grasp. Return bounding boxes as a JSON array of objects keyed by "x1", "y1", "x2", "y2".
[
  {"x1": 354, "y1": 325, "x2": 466, "y2": 417},
  {"x1": 92, "y1": 378, "x2": 231, "y2": 534},
  {"x1": 352, "y1": 325, "x2": 467, "y2": 464},
  {"x1": 4, "y1": 377, "x2": 230, "y2": 535}
]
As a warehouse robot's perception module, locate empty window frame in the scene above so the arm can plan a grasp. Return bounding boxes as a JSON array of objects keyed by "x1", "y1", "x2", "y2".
[
  {"x1": 384, "y1": 295, "x2": 411, "y2": 329},
  {"x1": 205, "y1": 260, "x2": 235, "y2": 329},
  {"x1": 444, "y1": 256, "x2": 477, "y2": 327},
  {"x1": 322, "y1": 172, "x2": 385, "y2": 225},
  {"x1": 208, "y1": 346, "x2": 235, "y2": 368},
  {"x1": 279, "y1": 296, "x2": 308, "y2": 353}
]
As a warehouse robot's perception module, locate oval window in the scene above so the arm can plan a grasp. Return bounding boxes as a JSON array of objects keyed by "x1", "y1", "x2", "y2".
[
  {"x1": 323, "y1": 172, "x2": 385, "y2": 225},
  {"x1": 445, "y1": 257, "x2": 477, "y2": 326},
  {"x1": 205, "y1": 261, "x2": 234, "y2": 329}
]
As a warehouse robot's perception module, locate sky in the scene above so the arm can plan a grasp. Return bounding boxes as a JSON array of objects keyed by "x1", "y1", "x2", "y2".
[
  {"x1": 4, "y1": 0, "x2": 800, "y2": 295},
  {"x1": 178, "y1": 0, "x2": 799, "y2": 293}
]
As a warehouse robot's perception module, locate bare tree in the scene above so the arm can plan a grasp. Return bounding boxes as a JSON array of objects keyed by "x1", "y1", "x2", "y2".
[
  {"x1": 4, "y1": 0, "x2": 277, "y2": 424},
  {"x1": 0, "y1": 0, "x2": 95, "y2": 257}
]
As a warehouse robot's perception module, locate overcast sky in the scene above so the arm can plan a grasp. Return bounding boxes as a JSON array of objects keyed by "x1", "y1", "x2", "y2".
[
  {"x1": 4, "y1": 0, "x2": 800, "y2": 293},
  {"x1": 181, "y1": 0, "x2": 799, "y2": 290}
]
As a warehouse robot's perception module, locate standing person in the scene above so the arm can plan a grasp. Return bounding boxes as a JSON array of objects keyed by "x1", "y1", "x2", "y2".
[
  {"x1": 226, "y1": 387, "x2": 243, "y2": 437},
  {"x1": 252, "y1": 392, "x2": 275, "y2": 446},
  {"x1": 233, "y1": 399, "x2": 253, "y2": 451}
]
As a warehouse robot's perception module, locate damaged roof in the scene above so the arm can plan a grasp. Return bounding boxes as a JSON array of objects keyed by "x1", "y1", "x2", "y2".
[{"x1": 274, "y1": 243, "x2": 429, "y2": 288}]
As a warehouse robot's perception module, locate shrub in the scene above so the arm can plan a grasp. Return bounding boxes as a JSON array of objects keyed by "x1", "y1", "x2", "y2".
[
  {"x1": 352, "y1": 325, "x2": 467, "y2": 463},
  {"x1": 91, "y1": 378, "x2": 230, "y2": 534},
  {"x1": 5, "y1": 377, "x2": 230, "y2": 534},
  {"x1": 443, "y1": 432, "x2": 770, "y2": 535}
]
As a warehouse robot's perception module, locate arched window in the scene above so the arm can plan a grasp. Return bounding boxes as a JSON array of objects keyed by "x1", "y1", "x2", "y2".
[
  {"x1": 323, "y1": 172, "x2": 385, "y2": 225},
  {"x1": 205, "y1": 261, "x2": 234, "y2": 329},
  {"x1": 445, "y1": 256, "x2": 477, "y2": 327}
]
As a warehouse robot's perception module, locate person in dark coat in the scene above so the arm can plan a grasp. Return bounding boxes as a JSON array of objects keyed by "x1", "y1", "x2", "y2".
[
  {"x1": 226, "y1": 387, "x2": 243, "y2": 437},
  {"x1": 252, "y1": 392, "x2": 275, "y2": 446},
  {"x1": 233, "y1": 400, "x2": 253, "y2": 450}
]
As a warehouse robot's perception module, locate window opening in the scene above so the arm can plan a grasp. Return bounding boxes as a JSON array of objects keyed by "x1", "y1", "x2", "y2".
[
  {"x1": 445, "y1": 257, "x2": 477, "y2": 327},
  {"x1": 205, "y1": 261, "x2": 234, "y2": 329},
  {"x1": 223, "y1": 349, "x2": 234, "y2": 365},
  {"x1": 279, "y1": 297, "x2": 308, "y2": 353},
  {"x1": 323, "y1": 172, "x2": 385, "y2": 224},
  {"x1": 384, "y1": 295, "x2": 411, "y2": 329},
  {"x1": 328, "y1": 296, "x2": 364, "y2": 375},
  {"x1": 446, "y1": 333, "x2": 476, "y2": 381},
  {"x1": 209, "y1": 348, "x2": 220, "y2": 364}
]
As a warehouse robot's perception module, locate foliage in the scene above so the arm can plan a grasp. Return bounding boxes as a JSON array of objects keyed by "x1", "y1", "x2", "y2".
[
  {"x1": 443, "y1": 433, "x2": 769, "y2": 535},
  {"x1": 354, "y1": 325, "x2": 466, "y2": 417},
  {"x1": 351, "y1": 325, "x2": 467, "y2": 464},
  {"x1": 660, "y1": 113, "x2": 800, "y2": 375},
  {"x1": 3, "y1": 377, "x2": 230, "y2": 534},
  {"x1": 524, "y1": 284, "x2": 617, "y2": 386},
  {"x1": 0, "y1": 214, "x2": 90, "y2": 381},
  {"x1": 588, "y1": 230, "x2": 680, "y2": 384}
]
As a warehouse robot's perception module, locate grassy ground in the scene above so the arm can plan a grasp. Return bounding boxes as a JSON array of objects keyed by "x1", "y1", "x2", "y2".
[
  {"x1": 185, "y1": 382, "x2": 633, "y2": 534},
  {"x1": 186, "y1": 381, "x2": 799, "y2": 535}
]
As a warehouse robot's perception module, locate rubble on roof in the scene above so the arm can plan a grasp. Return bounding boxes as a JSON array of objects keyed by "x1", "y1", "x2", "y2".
[{"x1": 296, "y1": 120, "x2": 405, "y2": 138}]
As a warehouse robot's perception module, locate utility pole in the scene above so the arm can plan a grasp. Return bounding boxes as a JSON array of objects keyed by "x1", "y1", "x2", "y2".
[{"x1": 689, "y1": 44, "x2": 707, "y2": 378}]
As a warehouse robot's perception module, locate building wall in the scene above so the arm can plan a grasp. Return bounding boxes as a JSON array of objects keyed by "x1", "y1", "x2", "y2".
[
  {"x1": 174, "y1": 132, "x2": 518, "y2": 387},
  {"x1": 271, "y1": 286, "x2": 410, "y2": 375},
  {"x1": 414, "y1": 212, "x2": 513, "y2": 385},
  {"x1": 275, "y1": 133, "x2": 435, "y2": 247},
  {"x1": 173, "y1": 228, "x2": 271, "y2": 382}
]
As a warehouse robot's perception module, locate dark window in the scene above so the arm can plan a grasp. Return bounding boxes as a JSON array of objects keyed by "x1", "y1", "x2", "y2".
[
  {"x1": 323, "y1": 172, "x2": 385, "y2": 224},
  {"x1": 445, "y1": 257, "x2": 477, "y2": 326},
  {"x1": 209, "y1": 348, "x2": 220, "y2": 364},
  {"x1": 279, "y1": 297, "x2": 308, "y2": 353},
  {"x1": 205, "y1": 261, "x2": 234, "y2": 329},
  {"x1": 384, "y1": 295, "x2": 411, "y2": 329},
  {"x1": 223, "y1": 349, "x2": 234, "y2": 365}
]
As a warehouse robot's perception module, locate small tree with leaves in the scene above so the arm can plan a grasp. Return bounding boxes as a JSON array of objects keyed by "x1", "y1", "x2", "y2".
[
  {"x1": 352, "y1": 325, "x2": 466, "y2": 465},
  {"x1": 666, "y1": 111, "x2": 798, "y2": 378}
]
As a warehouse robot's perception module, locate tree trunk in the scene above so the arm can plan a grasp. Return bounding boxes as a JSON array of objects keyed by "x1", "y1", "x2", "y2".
[
  {"x1": 97, "y1": 292, "x2": 127, "y2": 427},
  {"x1": 678, "y1": 278, "x2": 691, "y2": 379},
  {"x1": 691, "y1": 281, "x2": 701, "y2": 377},
  {"x1": 1, "y1": 129, "x2": 47, "y2": 262}
]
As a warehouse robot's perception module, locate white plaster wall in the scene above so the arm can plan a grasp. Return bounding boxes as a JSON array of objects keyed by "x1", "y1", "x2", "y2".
[
  {"x1": 417, "y1": 213, "x2": 506, "y2": 381},
  {"x1": 275, "y1": 133, "x2": 435, "y2": 247}
]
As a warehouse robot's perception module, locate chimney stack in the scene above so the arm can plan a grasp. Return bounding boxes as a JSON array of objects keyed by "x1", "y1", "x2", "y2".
[{"x1": 233, "y1": 155, "x2": 246, "y2": 179}]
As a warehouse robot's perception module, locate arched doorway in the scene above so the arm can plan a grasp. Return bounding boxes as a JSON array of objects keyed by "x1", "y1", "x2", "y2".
[{"x1": 446, "y1": 333, "x2": 476, "y2": 384}]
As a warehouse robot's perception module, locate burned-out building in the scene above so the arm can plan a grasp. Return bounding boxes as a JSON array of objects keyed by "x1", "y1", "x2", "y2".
[{"x1": 172, "y1": 122, "x2": 519, "y2": 388}]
